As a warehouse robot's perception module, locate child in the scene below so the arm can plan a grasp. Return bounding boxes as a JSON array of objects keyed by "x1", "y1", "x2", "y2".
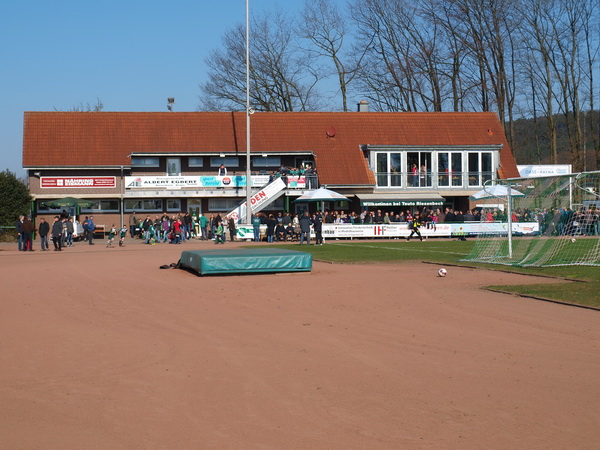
[
  {"x1": 107, "y1": 224, "x2": 117, "y2": 247},
  {"x1": 118, "y1": 225, "x2": 127, "y2": 247},
  {"x1": 214, "y1": 220, "x2": 225, "y2": 244}
]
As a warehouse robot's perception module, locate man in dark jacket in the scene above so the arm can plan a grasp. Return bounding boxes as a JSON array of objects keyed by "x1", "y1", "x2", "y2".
[
  {"x1": 51, "y1": 216, "x2": 63, "y2": 251},
  {"x1": 299, "y1": 211, "x2": 312, "y2": 245},
  {"x1": 22, "y1": 216, "x2": 34, "y2": 251},
  {"x1": 38, "y1": 218, "x2": 50, "y2": 251},
  {"x1": 313, "y1": 212, "x2": 323, "y2": 245},
  {"x1": 87, "y1": 216, "x2": 96, "y2": 245}
]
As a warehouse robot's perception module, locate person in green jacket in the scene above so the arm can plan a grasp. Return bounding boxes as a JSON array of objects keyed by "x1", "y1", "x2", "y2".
[
  {"x1": 199, "y1": 214, "x2": 209, "y2": 240},
  {"x1": 214, "y1": 220, "x2": 225, "y2": 244}
]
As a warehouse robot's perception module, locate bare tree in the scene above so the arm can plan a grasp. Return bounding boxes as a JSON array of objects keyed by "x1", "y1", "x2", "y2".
[
  {"x1": 54, "y1": 98, "x2": 104, "y2": 112},
  {"x1": 199, "y1": 11, "x2": 320, "y2": 112},
  {"x1": 299, "y1": 0, "x2": 364, "y2": 111}
]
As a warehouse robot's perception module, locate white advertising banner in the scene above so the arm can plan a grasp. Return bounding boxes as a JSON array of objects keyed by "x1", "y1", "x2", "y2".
[
  {"x1": 41, "y1": 176, "x2": 116, "y2": 188},
  {"x1": 517, "y1": 165, "x2": 572, "y2": 178},
  {"x1": 125, "y1": 175, "x2": 277, "y2": 189},
  {"x1": 235, "y1": 221, "x2": 539, "y2": 240}
]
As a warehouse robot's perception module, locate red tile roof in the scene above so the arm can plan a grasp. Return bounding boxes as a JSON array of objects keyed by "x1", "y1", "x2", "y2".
[{"x1": 23, "y1": 111, "x2": 519, "y2": 185}]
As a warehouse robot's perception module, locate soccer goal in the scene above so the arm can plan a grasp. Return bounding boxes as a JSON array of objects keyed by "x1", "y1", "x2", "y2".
[{"x1": 462, "y1": 171, "x2": 600, "y2": 267}]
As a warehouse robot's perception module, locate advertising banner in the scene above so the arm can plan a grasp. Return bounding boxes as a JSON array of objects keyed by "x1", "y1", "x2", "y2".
[
  {"x1": 235, "y1": 221, "x2": 539, "y2": 240},
  {"x1": 41, "y1": 177, "x2": 116, "y2": 188},
  {"x1": 124, "y1": 175, "x2": 288, "y2": 189}
]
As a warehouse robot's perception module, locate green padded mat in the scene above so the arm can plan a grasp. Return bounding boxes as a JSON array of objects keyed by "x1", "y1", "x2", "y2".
[{"x1": 179, "y1": 248, "x2": 313, "y2": 275}]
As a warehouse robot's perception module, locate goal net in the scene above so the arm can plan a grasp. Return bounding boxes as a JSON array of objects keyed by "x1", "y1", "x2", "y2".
[{"x1": 462, "y1": 171, "x2": 600, "y2": 267}]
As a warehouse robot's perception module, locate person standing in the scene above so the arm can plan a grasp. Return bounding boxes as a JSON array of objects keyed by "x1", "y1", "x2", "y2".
[
  {"x1": 266, "y1": 214, "x2": 277, "y2": 243},
  {"x1": 218, "y1": 164, "x2": 227, "y2": 176},
  {"x1": 228, "y1": 216, "x2": 236, "y2": 242},
  {"x1": 199, "y1": 213, "x2": 209, "y2": 240},
  {"x1": 87, "y1": 216, "x2": 96, "y2": 245},
  {"x1": 406, "y1": 212, "x2": 424, "y2": 242},
  {"x1": 313, "y1": 212, "x2": 323, "y2": 246},
  {"x1": 299, "y1": 211, "x2": 312, "y2": 245},
  {"x1": 82, "y1": 216, "x2": 90, "y2": 242},
  {"x1": 65, "y1": 217, "x2": 74, "y2": 247},
  {"x1": 129, "y1": 212, "x2": 138, "y2": 238},
  {"x1": 252, "y1": 214, "x2": 262, "y2": 242},
  {"x1": 22, "y1": 216, "x2": 34, "y2": 251},
  {"x1": 38, "y1": 217, "x2": 50, "y2": 251},
  {"x1": 15, "y1": 215, "x2": 24, "y2": 251},
  {"x1": 51, "y1": 216, "x2": 63, "y2": 251}
]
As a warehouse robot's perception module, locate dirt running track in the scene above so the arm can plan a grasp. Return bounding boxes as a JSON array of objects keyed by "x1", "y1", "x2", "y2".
[{"x1": 1, "y1": 239, "x2": 599, "y2": 449}]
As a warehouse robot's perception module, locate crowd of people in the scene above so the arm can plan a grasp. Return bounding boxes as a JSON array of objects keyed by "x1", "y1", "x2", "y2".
[
  {"x1": 128, "y1": 212, "x2": 237, "y2": 245},
  {"x1": 12, "y1": 203, "x2": 599, "y2": 252},
  {"x1": 14, "y1": 211, "x2": 99, "y2": 252}
]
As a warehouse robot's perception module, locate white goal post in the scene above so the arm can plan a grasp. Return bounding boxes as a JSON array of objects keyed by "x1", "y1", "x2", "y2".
[{"x1": 462, "y1": 171, "x2": 600, "y2": 267}]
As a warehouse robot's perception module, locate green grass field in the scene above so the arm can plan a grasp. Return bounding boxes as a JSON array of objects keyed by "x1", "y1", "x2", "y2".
[{"x1": 269, "y1": 240, "x2": 600, "y2": 309}]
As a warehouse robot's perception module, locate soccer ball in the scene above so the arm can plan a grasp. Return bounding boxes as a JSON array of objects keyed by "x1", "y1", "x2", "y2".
[
  {"x1": 438, "y1": 268, "x2": 447, "y2": 277},
  {"x1": 571, "y1": 238, "x2": 576, "y2": 243}
]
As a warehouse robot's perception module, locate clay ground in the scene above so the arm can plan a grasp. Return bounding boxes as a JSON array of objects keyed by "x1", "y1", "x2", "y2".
[{"x1": 1, "y1": 238, "x2": 599, "y2": 449}]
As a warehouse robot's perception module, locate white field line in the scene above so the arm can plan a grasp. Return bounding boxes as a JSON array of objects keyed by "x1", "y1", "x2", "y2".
[{"x1": 331, "y1": 243, "x2": 466, "y2": 256}]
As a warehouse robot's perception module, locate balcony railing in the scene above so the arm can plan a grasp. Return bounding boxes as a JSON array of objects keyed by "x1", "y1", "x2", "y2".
[{"x1": 375, "y1": 171, "x2": 494, "y2": 189}]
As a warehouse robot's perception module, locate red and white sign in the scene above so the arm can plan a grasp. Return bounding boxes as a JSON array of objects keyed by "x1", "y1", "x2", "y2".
[{"x1": 41, "y1": 177, "x2": 116, "y2": 188}]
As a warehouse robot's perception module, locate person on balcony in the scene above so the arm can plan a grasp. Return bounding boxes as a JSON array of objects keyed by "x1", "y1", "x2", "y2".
[
  {"x1": 218, "y1": 164, "x2": 227, "y2": 176},
  {"x1": 411, "y1": 164, "x2": 418, "y2": 186}
]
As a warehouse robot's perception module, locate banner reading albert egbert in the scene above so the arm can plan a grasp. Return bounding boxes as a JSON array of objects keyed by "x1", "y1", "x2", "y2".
[{"x1": 226, "y1": 178, "x2": 286, "y2": 224}]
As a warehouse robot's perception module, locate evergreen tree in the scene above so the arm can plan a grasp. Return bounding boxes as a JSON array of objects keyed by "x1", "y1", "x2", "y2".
[{"x1": 0, "y1": 170, "x2": 31, "y2": 226}]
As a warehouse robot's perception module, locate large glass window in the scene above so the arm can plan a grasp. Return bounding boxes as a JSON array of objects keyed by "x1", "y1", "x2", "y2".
[
  {"x1": 468, "y1": 153, "x2": 480, "y2": 186},
  {"x1": 81, "y1": 200, "x2": 120, "y2": 212},
  {"x1": 210, "y1": 157, "x2": 239, "y2": 168},
  {"x1": 451, "y1": 153, "x2": 462, "y2": 186},
  {"x1": 208, "y1": 198, "x2": 240, "y2": 211},
  {"x1": 482, "y1": 152, "x2": 493, "y2": 184},
  {"x1": 407, "y1": 152, "x2": 432, "y2": 187},
  {"x1": 167, "y1": 158, "x2": 181, "y2": 176},
  {"x1": 166, "y1": 199, "x2": 182, "y2": 212},
  {"x1": 376, "y1": 153, "x2": 388, "y2": 187},
  {"x1": 132, "y1": 157, "x2": 160, "y2": 167},
  {"x1": 374, "y1": 152, "x2": 402, "y2": 187},
  {"x1": 438, "y1": 153, "x2": 449, "y2": 186},
  {"x1": 188, "y1": 157, "x2": 204, "y2": 167},
  {"x1": 253, "y1": 156, "x2": 281, "y2": 168},
  {"x1": 124, "y1": 199, "x2": 163, "y2": 212},
  {"x1": 390, "y1": 153, "x2": 402, "y2": 186}
]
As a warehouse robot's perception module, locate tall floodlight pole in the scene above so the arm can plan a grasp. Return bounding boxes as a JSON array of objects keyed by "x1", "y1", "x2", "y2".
[{"x1": 245, "y1": 0, "x2": 252, "y2": 225}]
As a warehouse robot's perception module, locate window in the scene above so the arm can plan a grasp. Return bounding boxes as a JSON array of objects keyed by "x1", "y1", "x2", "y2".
[
  {"x1": 253, "y1": 156, "x2": 281, "y2": 168},
  {"x1": 468, "y1": 152, "x2": 494, "y2": 186},
  {"x1": 167, "y1": 158, "x2": 181, "y2": 176},
  {"x1": 468, "y1": 153, "x2": 480, "y2": 186},
  {"x1": 210, "y1": 157, "x2": 239, "y2": 168},
  {"x1": 166, "y1": 199, "x2": 181, "y2": 212},
  {"x1": 376, "y1": 153, "x2": 388, "y2": 187},
  {"x1": 124, "y1": 199, "x2": 163, "y2": 212},
  {"x1": 374, "y1": 152, "x2": 403, "y2": 187},
  {"x1": 132, "y1": 157, "x2": 160, "y2": 167},
  {"x1": 407, "y1": 152, "x2": 432, "y2": 187},
  {"x1": 482, "y1": 152, "x2": 493, "y2": 184},
  {"x1": 81, "y1": 200, "x2": 120, "y2": 212},
  {"x1": 451, "y1": 153, "x2": 462, "y2": 186},
  {"x1": 188, "y1": 157, "x2": 204, "y2": 167},
  {"x1": 208, "y1": 198, "x2": 240, "y2": 211}
]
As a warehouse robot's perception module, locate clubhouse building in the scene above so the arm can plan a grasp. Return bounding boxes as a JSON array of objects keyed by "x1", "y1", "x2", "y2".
[{"x1": 23, "y1": 109, "x2": 519, "y2": 226}]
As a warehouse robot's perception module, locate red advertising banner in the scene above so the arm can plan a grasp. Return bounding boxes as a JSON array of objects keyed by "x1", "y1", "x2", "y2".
[{"x1": 41, "y1": 177, "x2": 116, "y2": 188}]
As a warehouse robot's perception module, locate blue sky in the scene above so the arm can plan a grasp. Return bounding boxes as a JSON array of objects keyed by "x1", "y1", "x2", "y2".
[{"x1": 0, "y1": 0, "x2": 320, "y2": 176}]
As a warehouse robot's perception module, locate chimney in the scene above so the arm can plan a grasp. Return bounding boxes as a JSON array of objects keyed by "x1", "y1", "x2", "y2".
[{"x1": 357, "y1": 100, "x2": 369, "y2": 112}]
